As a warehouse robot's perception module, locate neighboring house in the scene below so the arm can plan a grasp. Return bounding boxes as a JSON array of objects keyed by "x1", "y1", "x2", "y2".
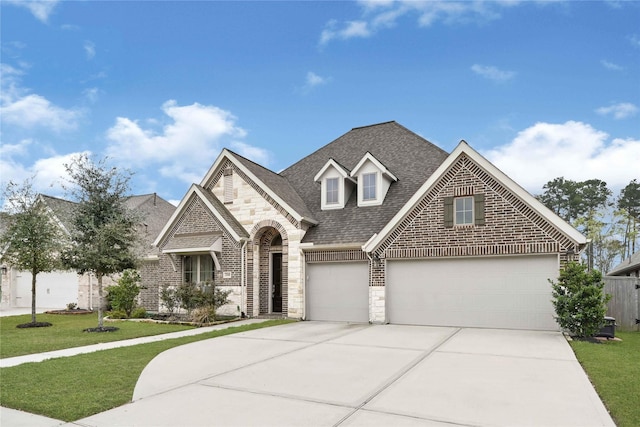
[
  {"x1": 154, "y1": 121, "x2": 587, "y2": 330},
  {"x1": 0, "y1": 193, "x2": 175, "y2": 310},
  {"x1": 608, "y1": 251, "x2": 640, "y2": 277}
]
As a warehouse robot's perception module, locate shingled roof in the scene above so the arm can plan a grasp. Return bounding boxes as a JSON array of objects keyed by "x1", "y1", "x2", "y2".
[
  {"x1": 280, "y1": 121, "x2": 449, "y2": 245},
  {"x1": 40, "y1": 193, "x2": 176, "y2": 257},
  {"x1": 608, "y1": 250, "x2": 640, "y2": 276}
]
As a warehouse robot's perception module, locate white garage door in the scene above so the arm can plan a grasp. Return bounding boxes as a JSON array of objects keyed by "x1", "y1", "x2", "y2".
[
  {"x1": 15, "y1": 271, "x2": 78, "y2": 308},
  {"x1": 306, "y1": 262, "x2": 369, "y2": 322},
  {"x1": 387, "y1": 255, "x2": 559, "y2": 330}
]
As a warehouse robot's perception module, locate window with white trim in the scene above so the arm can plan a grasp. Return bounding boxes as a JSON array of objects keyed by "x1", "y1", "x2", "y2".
[
  {"x1": 326, "y1": 177, "x2": 339, "y2": 205},
  {"x1": 183, "y1": 255, "x2": 214, "y2": 283},
  {"x1": 455, "y1": 196, "x2": 474, "y2": 225},
  {"x1": 362, "y1": 172, "x2": 377, "y2": 201}
]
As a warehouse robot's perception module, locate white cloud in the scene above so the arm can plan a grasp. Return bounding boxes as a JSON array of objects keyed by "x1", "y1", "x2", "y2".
[
  {"x1": 83, "y1": 40, "x2": 96, "y2": 60},
  {"x1": 106, "y1": 100, "x2": 269, "y2": 184},
  {"x1": 5, "y1": 0, "x2": 60, "y2": 23},
  {"x1": 0, "y1": 141, "x2": 88, "y2": 197},
  {"x1": 1, "y1": 93, "x2": 82, "y2": 131},
  {"x1": 321, "y1": 0, "x2": 519, "y2": 45},
  {"x1": 300, "y1": 71, "x2": 330, "y2": 94},
  {"x1": 596, "y1": 102, "x2": 638, "y2": 120},
  {"x1": 83, "y1": 87, "x2": 100, "y2": 103},
  {"x1": 471, "y1": 64, "x2": 516, "y2": 82},
  {"x1": 601, "y1": 60, "x2": 623, "y2": 71},
  {"x1": 320, "y1": 20, "x2": 371, "y2": 45},
  {"x1": 1, "y1": 62, "x2": 83, "y2": 132},
  {"x1": 483, "y1": 121, "x2": 640, "y2": 193},
  {"x1": 230, "y1": 141, "x2": 271, "y2": 166}
]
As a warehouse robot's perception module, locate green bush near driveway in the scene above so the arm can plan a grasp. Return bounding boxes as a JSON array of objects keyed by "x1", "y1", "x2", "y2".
[
  {"x1": 0, "y1": 319, "x2": 293, "y2": 421},
  {"x1": 570, "y1": 331, "x2": 640, "y2": 427},
  {"x1": 0, "y1": 312, "x2": 195, "y2": 358}
]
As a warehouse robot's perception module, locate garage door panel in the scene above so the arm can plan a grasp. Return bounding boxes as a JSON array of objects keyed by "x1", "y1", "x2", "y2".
[
  {"x1": 388, "y1": 256, "x2": 559, "y2": 330},
  {"x1": 306, "y1": 262, "x2": 368, "y2": 323}
]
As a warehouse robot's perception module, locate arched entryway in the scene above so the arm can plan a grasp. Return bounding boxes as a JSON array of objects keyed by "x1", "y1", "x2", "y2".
[{"x1": 248, "y1": 221, "x2": 288, "y2": 317}]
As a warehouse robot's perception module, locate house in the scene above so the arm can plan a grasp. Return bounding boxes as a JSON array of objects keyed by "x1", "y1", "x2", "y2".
[
  {"x1": 154, "y1": 121, "x2": 587, "y2": 330},
  {"x1": 0, "y1": 193, "x2": 175, "y2": 310},
  {"x1": 608, "y1": 250, "x2": 640, "y2": 277}
]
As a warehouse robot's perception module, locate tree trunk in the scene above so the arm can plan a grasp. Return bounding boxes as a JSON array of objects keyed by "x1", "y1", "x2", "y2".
[
  {"x1": 97, "y1": 273, "x2": 104, "y2": 329},
  {"x1": 31, "y1": 267, "x2": 37, "y2": 324}
]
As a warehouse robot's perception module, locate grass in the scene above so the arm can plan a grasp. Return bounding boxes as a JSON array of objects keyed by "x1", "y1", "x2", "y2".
[
  {"x1": 0, "y1": 319, "x2": 293, "y2": 421},
  {"x1": 0, "y1": 312, "x2": 197, "y2": 358},
  {"x1": 570, "y1": 331, "x2": 640, "y2": 427}
]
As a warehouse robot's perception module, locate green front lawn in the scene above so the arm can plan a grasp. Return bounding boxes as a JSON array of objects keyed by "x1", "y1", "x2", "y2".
[
  {"x1": 0, "y1": 319, "x2": 293, "y2": 421},
  {"x1": 570, "y1": 331, "x2": 640, "y2": 427},
  {"x1": 0, "y1": 312, "x2": 195, "y2": 358}
]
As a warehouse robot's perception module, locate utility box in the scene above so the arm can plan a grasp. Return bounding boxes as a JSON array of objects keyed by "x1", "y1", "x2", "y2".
[{"x1": 596, "y1": 316, "x2": 616, "y2": 338}]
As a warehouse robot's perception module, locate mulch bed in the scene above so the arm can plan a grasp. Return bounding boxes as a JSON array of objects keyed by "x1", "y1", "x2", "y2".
[
  {"x1": 45, "y1": 309, "x2": 94, "y2": 315},
  {"x1": 16, "y1": 322, "x2": 53, "y2": 328}
]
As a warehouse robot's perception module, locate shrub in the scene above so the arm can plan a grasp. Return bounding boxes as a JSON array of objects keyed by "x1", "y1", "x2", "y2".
[
  {"x1": 175, "y1": 282, "x2": 200, "y2": 315},
  {"x1": 551, "y1": 262, "x2": 611, "y2": 337},
  {"x1": 106, "y1": 310, "x2": 127, "y2": 319},
  {"x1": 131, "y1": 307, "x2": 147, "y2": 319},
  {"x1": 190, "y1": 306, "x2": 216, "y2": 324},
  {"x1": 66, "y1": 302, "x2": 78, "y2": 311},
  {"x1": 107, "y1": 269, "x2": 143, "y2": 318},
  {"x1": 159, "y1": 284, "x2": 178, "y2": 314}
]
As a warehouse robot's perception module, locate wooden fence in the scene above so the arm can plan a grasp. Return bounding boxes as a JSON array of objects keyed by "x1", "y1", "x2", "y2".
[{"x1": 604, "y1": 277, "x2": 640, "y2": 332}]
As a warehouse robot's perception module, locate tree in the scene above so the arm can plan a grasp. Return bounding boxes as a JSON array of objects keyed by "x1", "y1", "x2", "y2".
[
  {"x1": 62, "y1": 155, "x2": 139, "y2": 331},
  {"x1": 550, "y1": 262, "x2": 610, "y2": 337},
  {"x1": 537, "y1": 177, "x2": 580, "y2": 223},
  {"x1": 617, "y1": 179, "x2": 640, "y2": 257},
  {"x1": 576, "y1": 179, "x2": 612, "y2": 270},
  {"x1": 0, "y1": 179, "x2": 66, "y2": 327},
  {"x1": 539, "y1": 178, "x2": 613, "y2": 270}
]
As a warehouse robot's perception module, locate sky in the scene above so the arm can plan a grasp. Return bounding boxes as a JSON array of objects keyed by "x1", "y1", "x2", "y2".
[{"x1": 1, "y1": 0, "x2": 639, "y2": 206}]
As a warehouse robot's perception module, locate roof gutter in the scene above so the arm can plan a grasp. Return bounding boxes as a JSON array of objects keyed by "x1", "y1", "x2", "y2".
[{"x1": 299, "y1": 242, "x2": 366, "y2": 251}]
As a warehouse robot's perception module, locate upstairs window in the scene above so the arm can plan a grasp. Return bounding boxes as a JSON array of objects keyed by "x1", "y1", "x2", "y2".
[
  {"x1": 455, "y1": 197, "x2": 474, "y2": 225},
  {"x1": 444, "y1": 194, "x2": 485, "y2": 228},
  {"x1": 326, "y1": 177, "x2": 339, "y2": 205},
  {"x1": 362, "y1": 172, "x2": 377, "y2": 201}
]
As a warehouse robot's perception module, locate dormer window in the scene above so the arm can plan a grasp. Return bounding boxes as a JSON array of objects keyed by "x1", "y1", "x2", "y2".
[
  {"x1": 362, "y1": 173, "x2": 377, "y2": 201},
  {"x1": 314, "y1": 159, "x2": 355, "y2": 210},
  {"x1": 326, "y1": 177, "x2": 339, "y2": 205},
  {"x1": 350, "y1": 152, "x2": 397, "y2": 207}
]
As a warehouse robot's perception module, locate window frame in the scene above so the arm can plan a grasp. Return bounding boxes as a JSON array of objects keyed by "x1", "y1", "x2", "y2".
[
  {"x1": 454, "y1": 196, "x2": 474, "y2": 226},
  {"x1": 362, "y1": 172, "x2": 377, "y2": 202},
  {"x1": 183, "y1": 254, "x2": 215, "y2": 284},
  {"x1": 325, "y1": 177, "x2": 339, "y2": 205}
]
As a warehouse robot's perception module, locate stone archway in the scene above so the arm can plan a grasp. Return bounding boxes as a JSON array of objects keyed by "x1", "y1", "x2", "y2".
[{"x1": 247, "y1": 220, "x2": 289, "y2": 317}]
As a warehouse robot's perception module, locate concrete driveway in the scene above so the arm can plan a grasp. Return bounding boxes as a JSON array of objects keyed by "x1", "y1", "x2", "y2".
[{"x1": 71, "y1": 322, "x2": 614, "y2": 427}]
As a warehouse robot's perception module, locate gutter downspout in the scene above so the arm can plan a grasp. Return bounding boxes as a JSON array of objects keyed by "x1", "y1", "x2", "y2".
[{"x1": 241, "y1": 240, "x2": 247, "y2": 318}]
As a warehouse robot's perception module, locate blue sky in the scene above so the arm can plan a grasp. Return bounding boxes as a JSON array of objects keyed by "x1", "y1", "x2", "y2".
[{"x1": 1, "y1": 0, "x2": 639, "y2": 205}]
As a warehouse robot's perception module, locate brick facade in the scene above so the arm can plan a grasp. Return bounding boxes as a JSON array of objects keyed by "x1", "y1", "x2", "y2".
[
  {"x1": 157, "y1": 195, "x2": 244, "y2": 315},
  {"x1": 378, "y1": 154, "x2": 576, "y2": 264}
]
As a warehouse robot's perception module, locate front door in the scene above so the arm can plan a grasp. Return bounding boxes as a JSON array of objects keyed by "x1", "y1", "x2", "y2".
[{"x1": 271, "y1": 252, "x2": 283, "y2": 313}]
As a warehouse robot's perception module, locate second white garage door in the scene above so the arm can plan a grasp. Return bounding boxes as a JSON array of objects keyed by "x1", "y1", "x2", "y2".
[
  {"x1": 305, "y1": 262, "x2": 369, "y2": 323},
  {"x1": 387, "y1": 255, "x2": 559, "y2": 330}
]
